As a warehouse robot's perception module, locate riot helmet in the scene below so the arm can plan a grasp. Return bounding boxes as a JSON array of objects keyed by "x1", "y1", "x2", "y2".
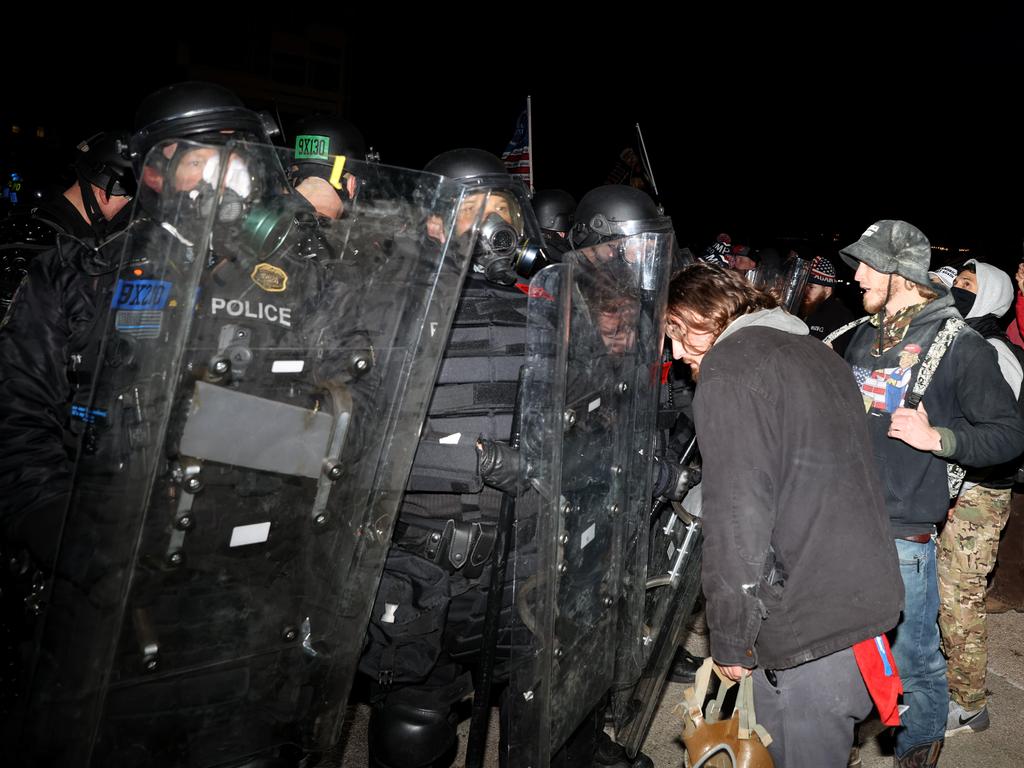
[
  {"x1": 288, "y1": 115, "x2": 370, "y2": 213},
  {"x1": 75, "y1": 131, "x2": 135, "y2": 198},
  {"x1": 72, "y1": 131, "x2": 136, "y2": 238},
  {"x1": 532, "y1": 189, "x2": 576, "y2": 235},
  {"x1": 129, "y1": 81, "x2": 278, "y2": 175},
  {"x1": 424, "y1": 147, "x2": 508, "y2": 182},
  {"x1": 425, "y1": 148, "x2": 547, "y2": 283},
  {"x1": 570, "y1": 185, "x2": 670, "y2": 248}
]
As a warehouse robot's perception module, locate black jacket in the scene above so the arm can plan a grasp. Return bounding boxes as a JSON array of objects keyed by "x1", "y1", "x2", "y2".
[
  {"x1": 844, "y1": 294, "x2": 1024, "y2": 536},
  {"x1": 694, "y1": 309, "x2": 902, "y2": 670},
  {"x1": 0, "y1": 240, "x2": 119, "y2": 567}
]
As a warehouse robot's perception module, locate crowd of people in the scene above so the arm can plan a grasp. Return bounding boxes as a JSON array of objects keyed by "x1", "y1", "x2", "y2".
[{"x1": 1, "y1": 79, "x2": 1023, "y2": 768}]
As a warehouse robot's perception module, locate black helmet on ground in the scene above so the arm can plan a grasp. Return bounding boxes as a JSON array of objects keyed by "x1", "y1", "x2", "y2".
[
  {"x1": 570, "y1": 185, "x2": 671, "y2": 248},
  {"x1": 129, "y1": 81, "x2": 278, "y2": 173},
  {"x1": 532, "y1": 189, "x2": 576, "y2": 234}
]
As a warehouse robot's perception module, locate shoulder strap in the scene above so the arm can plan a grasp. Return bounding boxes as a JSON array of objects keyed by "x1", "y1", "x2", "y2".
[
  {"x1": 823, "y1": 314, "x2": 871, "y2": 346},
  {"x1": 905, "y1": 317, "x2": 966, "y2": 406}
]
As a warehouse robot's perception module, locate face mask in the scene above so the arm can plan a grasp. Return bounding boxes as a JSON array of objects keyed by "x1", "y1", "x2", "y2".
[{"x1": 951, "y1": 286, "x2": 976, "y2": 317}]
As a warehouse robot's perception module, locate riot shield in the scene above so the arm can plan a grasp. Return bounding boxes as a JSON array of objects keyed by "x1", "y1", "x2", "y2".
[
  {"x1": 747, "y1": 254, "x2": 811, "y2": 314},
  {"x1": 612, "y1": 482, "x2": 705, "y2": 757},
  {"x1": 506, "y1": 231, "x2": 673, "y2": 768},
  {"x1": 16, "y1": 139, "x2": 477, "y2": 766}
]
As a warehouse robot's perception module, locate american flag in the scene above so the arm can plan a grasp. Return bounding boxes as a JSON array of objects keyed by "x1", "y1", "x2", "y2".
[{"x1": 501, "y1": 108, "x2": 531, "y2": 191}]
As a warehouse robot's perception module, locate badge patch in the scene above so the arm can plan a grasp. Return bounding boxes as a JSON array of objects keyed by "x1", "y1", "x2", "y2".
[
  {"x1": 111, "y1": 279, "x2": 172, "y2": 310},
  {"x1": 115, "y1": 310, "x2": 163, "y2": 339},
  {"x1": 251, "y1": 263, "x2": 288, "y2": 293}
]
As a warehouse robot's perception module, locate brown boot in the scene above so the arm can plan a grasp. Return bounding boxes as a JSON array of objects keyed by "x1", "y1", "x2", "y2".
[
  {"x1": 893, "y1": 740, "x2": 943, "y2": 768},
  {"x1": 987, "y1": 592, "x2": 1019, "y2": 614}
]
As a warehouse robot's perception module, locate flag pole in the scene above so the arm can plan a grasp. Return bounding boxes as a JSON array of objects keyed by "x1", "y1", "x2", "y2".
[
  {"x1": 635, "y1": 122, "x2": 660, "y2": 200},
  {"x1": 527, "y1": 95, "x2": 534, "y2": 194}
]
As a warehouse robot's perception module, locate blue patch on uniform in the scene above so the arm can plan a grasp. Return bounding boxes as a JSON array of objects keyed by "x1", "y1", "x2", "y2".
[
  {"x1": 111, "y1": 279, "x2": 172, "y2": 310},
  {"x1": 71, "y1": 404, "x2": 109, "y2": 424}
]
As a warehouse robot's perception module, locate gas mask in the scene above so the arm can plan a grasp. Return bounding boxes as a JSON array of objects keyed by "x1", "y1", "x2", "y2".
[{"x1": 161, "y1": 147, "x2": 296, "y2": 265}]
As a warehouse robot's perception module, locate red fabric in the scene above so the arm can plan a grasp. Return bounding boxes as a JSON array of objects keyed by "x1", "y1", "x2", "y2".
[
  {"x1": 661, "y1": 361, "x2": 672, "y2": 385},
  {"x1": 514, "y1": 283, "x2": 555, "y2": 301},
  {"x1": 1009, "y1": 292, "x2": 1024, "y2": 349},
  {"x1": 853, "y1": 635, "x2": 903, "y2": 726}
]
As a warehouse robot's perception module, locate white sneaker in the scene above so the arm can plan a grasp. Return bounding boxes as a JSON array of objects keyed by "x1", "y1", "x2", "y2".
[{"x1": 945, "y1": 699, "x2": 990, "y2": 735}]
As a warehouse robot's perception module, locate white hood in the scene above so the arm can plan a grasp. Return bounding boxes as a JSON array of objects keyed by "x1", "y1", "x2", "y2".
[{"x1": 965, "y1": 259, "x2": 1014, "y2": 319}]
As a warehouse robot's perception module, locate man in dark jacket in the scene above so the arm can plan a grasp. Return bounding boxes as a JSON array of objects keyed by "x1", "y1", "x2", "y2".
[
  {"x1": 666, "y1": 263, "x2": 903, "y2": 768},
  {"x1": 799, "y1": 254, "x2": 854, "y2": 354},
  {"x1": 840, "y1": 220, "x2": 1024, "y2": 767}
]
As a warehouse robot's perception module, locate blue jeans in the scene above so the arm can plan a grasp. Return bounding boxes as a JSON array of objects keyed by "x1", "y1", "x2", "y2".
[{"x1": 890, "y1": 537, "x2": 948, "y2": 756}]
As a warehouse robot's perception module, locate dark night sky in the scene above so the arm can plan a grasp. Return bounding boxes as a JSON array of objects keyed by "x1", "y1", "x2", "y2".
[{"x1": 3, "y1": 15, "x2": 1020, "y2": 272}]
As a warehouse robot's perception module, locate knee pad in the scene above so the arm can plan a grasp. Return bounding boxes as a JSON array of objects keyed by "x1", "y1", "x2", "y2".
[{"x1": 369, "y1": 701, "x2": 458, "y2": 768}]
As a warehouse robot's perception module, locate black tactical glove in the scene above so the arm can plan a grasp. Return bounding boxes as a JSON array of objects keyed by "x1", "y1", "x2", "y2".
[
  {"x1": 651, "y1": 455, "x2": 700, "y2": 501},
  {"x1": 476, "y1": 438, "x2": 522, "y2": 494}
]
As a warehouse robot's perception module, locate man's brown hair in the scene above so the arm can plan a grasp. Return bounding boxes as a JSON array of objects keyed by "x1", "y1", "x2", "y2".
[{"x1": 668, "y1": 263, "x2": 779, "y2": 337}]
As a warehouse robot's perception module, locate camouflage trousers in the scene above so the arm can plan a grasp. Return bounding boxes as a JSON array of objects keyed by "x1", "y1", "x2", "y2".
[{"x1": 937, "y1": 484, "x2": 1011, "y2": 708}]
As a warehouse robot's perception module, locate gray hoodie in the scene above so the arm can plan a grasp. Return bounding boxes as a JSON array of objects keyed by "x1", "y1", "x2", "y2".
[{"x1": 964, "y1": 259, "x2": 1022, "y2": 398}]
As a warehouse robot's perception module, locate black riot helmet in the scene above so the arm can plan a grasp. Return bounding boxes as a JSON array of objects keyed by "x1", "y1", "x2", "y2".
[
  {"x1": 75, "y1": 131, "x2": 135, "y2": 198},
  {"x1": 570, "y1": 184, "x2": 671, "y2": 248},
  {"x1": 532, "y1": 189, "x2": 576, "y2": 234},
  {"x1": 129, "y1": 81, "x2": 278, "y2": 174},
  {"x1": 72, "y1": 130, "x2": 136, "y2": 236},
  {"x1": 424, "y1": 147, "x2": 508, "y2": 183},
  {"x1": 289, "y1": 115, "x2": 372, "y2": 204}
]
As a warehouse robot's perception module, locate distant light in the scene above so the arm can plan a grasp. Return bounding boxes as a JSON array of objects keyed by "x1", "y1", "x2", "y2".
[
  {"x1": 957, "y1": 247, "x2": 971, "y2": 253},
  {"x1": 34, "y1": 190, "x2": 43, "y2": 198},
  {"x1": 11, "y1": 125, "x2": 21, "y2": 135},
  {"x1": 35, "y1": 126, "x2": 45, "y2": 139}
]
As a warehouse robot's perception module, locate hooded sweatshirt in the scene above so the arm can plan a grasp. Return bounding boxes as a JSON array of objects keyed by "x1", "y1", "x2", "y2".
[
  {"x1": 845, "y1": 292, "x2": 1024, "y2": 536},
  {"x1": 960, "y1": 260, "x2": 1024, "y2": 488},
  {"x1": 695, "y1": 308, "x2": 902, "y2": 669},
  {"x1": 962, "y1": 259, "x2": 1023, "y2": 397}
]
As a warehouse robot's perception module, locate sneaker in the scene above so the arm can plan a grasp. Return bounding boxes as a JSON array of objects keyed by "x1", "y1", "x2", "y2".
[
  {"x1": 945, "y1": 699, "x2": 989, "y2": 735},
  {"x1": 667, "y1": 649, "x2": 705, "y2": 684}
]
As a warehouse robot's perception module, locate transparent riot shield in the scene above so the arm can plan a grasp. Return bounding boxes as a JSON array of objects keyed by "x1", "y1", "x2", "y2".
[
  {"x1": 612, "y1": 482, "x2": 705, "y2": 758},
  {"x1": 747, "y1": 254, "x2": 811, "y2": 314},
  {"x1": 17, "y1": 139, "x2": 477, "y2": 766},
  {"x1": 506, "y1": 231, "x2": 673, "y2": 768}
]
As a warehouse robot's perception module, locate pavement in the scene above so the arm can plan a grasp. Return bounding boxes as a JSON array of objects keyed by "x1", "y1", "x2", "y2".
[{"x1": 327, "y1": 609, "x2": 1024, "y2": 767}]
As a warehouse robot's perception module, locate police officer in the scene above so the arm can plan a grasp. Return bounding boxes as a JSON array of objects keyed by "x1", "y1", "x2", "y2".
[
  {"x1": 0, "y1": 130, "x2": 135, "y2": 312},
  {"x1": 572, "y1": 187, "x2": 707, "y2": 690},
  {"x1": 0, "y1": 81, "x2": 319, "y2": 766},
  {"x1": 531, "y1": 188, "x2": 576, "y2": 257},
  {"x1": 358, "y1": 148, "x2": 544, "y2": 768}
]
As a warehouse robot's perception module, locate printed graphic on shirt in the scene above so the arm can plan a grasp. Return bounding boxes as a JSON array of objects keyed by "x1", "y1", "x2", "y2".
[{"x1": 853, "y1": 343, "x2": 922, "y2": 413}]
